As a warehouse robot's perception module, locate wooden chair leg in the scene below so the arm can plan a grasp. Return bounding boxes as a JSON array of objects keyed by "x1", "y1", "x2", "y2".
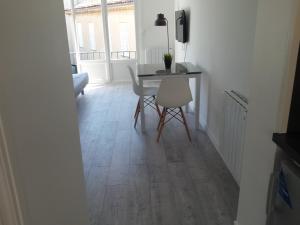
[
  {"x1": 134, "y1": 107, "x2": 140, "y2": 128},
  {"x1": 134, "y1": 101, "x2": 140, "y2": 128},
  {"x1": 179, "y1": 107, "x2": 192, "y2": 142},
  {"x1": 153, "y1": 96, "x2": 161, "y2": 117},
  {"x1": 134, "y1": 111, "x2": 139, "y2": 128},
  {"x1": 155, "y1": 102, "x2": 161, "y2": 117},
  {"x1": 157, "y1": 108, "x2": 167, "y2": 142},
  {"x1": 134, "y1": 100, "x2": 140, "y2": 119},
  {"x1": 157, "y1": 108, "x2": 166, "y2": 130}
]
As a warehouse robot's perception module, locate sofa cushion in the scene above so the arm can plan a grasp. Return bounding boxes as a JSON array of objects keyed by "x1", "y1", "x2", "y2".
[{"x1": 72, "y1": 73, "x2": 89, "y2": 97}]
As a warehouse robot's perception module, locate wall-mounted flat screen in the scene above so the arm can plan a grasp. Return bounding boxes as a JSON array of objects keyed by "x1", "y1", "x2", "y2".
[{"x1": 175, "y1": 10, "x2": 187, "y2": 43}]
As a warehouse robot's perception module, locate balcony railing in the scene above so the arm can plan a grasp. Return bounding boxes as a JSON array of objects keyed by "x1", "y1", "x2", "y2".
[
  {"x1": 110, "y1": 51, "x2": 136, "y2": 60},
  {"x1": 70, "y1": 51, "x2": 136, "y2": 61},
  {"x1": 73, "y1": 0, "x2": 134, "y2": 9}
]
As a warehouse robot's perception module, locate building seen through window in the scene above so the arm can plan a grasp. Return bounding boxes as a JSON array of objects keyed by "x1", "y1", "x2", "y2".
[{"x1": 64, "y1": 0, "x2": 136, "y2": 61}]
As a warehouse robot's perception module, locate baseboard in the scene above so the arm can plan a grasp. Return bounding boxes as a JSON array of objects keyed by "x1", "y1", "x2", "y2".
[
  {"x1": 199, "y1": 115, "x2": 207, "y2": 131},
  {"x1": 206, "y1": 126, "x2": 220, "y2": 152},
  {"x1": 111, "y1": 80, "x2": 131, "y2": 84}
]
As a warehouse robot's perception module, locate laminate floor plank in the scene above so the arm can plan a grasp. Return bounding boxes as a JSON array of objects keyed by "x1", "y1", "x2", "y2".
[
  {"x1": 107, "y1": 129, "x2": 132, "y2": 186},
  {"x1": 130, "y1": 131, "x2": 149, "y2": 165},
  {"x1": 150, "y1": 182, "x2": 180, "y2": 225},
  {"x1": 127, "y1": 165, "x2": 153, "y2": 225},
  {"x1": 76, "y1": 83, "x2": 239, "y2": 225},
  {"x1": 100, "y1": 184, "x2": 130, "y2": 225},
  {"x1": 167, "y1": 162, "x2": 207, "y2": 225},
  {"x1": 92, "y1": 121, "x2": 118, "y2": 167},
  {"x1": 85, "y1": 166, "x2": 109, "y2": 225}
]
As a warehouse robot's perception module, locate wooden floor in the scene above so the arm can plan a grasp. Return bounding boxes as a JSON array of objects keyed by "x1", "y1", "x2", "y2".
[{"x1": 76, "y1": 83, "x2": 239, "y2": 225}]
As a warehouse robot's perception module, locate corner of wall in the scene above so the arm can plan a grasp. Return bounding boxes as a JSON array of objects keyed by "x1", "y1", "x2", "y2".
[
  {"x1": 206, "y1": 125, "x2": 221, "y2": 152},
  {"x1": 200, "y1": 114, "x2": 207, "y2": 131}
]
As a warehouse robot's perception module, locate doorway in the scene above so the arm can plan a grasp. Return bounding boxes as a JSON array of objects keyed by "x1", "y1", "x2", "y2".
[{"x1": 63, "y1": 0, "x2": 137, "y2": 84}]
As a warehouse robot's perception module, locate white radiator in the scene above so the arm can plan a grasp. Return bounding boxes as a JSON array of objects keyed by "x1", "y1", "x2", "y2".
[
  {"x1": 222, "y1": 90, "x2": 248, "y2": 185},
  {"x1": 145, "y1": 47, "x2": 174, "y2": 64}
]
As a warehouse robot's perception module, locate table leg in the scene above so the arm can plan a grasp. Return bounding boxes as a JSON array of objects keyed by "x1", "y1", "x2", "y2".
[
  {"x1": 185, "y1": 79, "x2": 191, "y2": 113},
  {"x1": 195, "y1": 76, "x2": 201, "y2": 130},
  {"x1": 185, "y1": 103, "x2": 190, "y2": 113},
  {"x1": 139, "y1": 78, "x2": 146, "y2": 132}
]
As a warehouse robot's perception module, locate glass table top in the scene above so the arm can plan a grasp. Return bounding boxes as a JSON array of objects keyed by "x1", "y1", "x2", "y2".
[{"x1": 137, "y1": 62, "x2": 202, "y2": 77}]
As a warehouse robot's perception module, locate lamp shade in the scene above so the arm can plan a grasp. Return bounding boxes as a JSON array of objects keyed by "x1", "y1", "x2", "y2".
[{"x1": 155, "y1": 14, "x2": 167, "y2": 26}]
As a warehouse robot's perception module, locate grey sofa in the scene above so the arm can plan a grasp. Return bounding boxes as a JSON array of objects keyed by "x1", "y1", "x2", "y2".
[{"x1": 72, "y1": 73, "x2": 89, "y2": 97}]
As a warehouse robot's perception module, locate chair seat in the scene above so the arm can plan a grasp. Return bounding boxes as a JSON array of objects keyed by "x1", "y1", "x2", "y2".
[{"x1": 72, "y1": 73, "x2": 89, "y2": 97}]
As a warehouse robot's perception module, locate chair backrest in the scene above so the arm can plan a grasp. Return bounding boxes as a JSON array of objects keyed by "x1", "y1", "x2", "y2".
[
  {"x1": 127, "y1": 66, "x2": 140, "y2": 95},
  {"x1": 145, "y1": 47, "x2": 174, "y2": 64},
  {"x1": 156, "y1": 78, "x2": 193, "y2": 108}
]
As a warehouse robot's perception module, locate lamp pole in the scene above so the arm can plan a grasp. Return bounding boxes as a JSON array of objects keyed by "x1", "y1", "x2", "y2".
[
  {"x1": 165, "y1": 18, "x2": 170, "y2": 54},
  {"x1": 155, "y1": 14, "x2": 170, "y2": 55}
]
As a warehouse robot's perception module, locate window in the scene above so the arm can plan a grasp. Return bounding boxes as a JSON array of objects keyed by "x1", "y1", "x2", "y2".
[
  {"x1": 76, "y1": 23, "x2": 84, "y2": 48},
  {"x1": 64, "y1": 0, "x2": 137, "y2": 83},
  {"x1": 88, "y1": 23, "x2": 96, "y2": 50},
  {"x1": 120, "y1": 22, "x2": 129, "y2": 51},
  {"x1": 108, "y1": 2, "x2": 136, "y2": 60}
]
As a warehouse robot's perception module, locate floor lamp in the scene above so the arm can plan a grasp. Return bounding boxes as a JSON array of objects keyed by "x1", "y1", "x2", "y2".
[{"x1": 154, "y1": 14, "x2": 170, "y2": 54}]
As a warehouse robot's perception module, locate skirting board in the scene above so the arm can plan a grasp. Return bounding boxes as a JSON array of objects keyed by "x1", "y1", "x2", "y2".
[
  {"x1": 111, "y1": 80, "x2": 131, "y2": 84},
  {"x1": 207, "y1": 126, "x2": 220, "y2": 152}
]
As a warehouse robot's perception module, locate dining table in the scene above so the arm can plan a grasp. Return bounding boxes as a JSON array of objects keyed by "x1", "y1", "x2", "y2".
[{"x1": 137, "y1": 62, "x2": 202, "y2": 132}]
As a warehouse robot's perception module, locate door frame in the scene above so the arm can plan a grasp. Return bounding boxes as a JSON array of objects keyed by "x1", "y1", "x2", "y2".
[
  {"x1": 276, "y1": 1, "x2": 300, "y2": 132},
  {"x1": 101, "y1": 0, "x2": 113, "y2": 82},
  {"x1": 0, "y1": 115, "x2": 24, "y2": 225}
]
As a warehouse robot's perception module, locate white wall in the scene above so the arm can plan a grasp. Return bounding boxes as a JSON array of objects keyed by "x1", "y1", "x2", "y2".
[
  {"x1": 110, "y1": 0, "x2": 175, "y2": 81},
  {"x1": 79, "y1": 61, "x2": 108, "y2": 84},
  {"x1": 174, "y1": 0, "x2": 258, "y2": 150},
  {"x1": 0, "y1": 1, "x2": 89, "y2": 225},
  {"x1": 0, "y1": 115, "x2": 22, "y2": 225},
  {"x1": 111, "y1": 60, "x2": 137, "y2": 82},
  {"x1": 237, "y1": 0, "x2": 300, "y2": 225},
  {"x1": 136, "y1": 0, "x2": 175, "y2": 63},
  {"x1": 174, "y1": 0, "x2": 300, "y2": 225}
]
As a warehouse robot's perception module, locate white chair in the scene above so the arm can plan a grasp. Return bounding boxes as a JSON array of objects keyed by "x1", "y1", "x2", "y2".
[
  {"x1": 156, "y1": 78, "x2": 193, "y2": 142},
  {"x1": 128, "y1": 66, "x2": 161, "y2": 128}
]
